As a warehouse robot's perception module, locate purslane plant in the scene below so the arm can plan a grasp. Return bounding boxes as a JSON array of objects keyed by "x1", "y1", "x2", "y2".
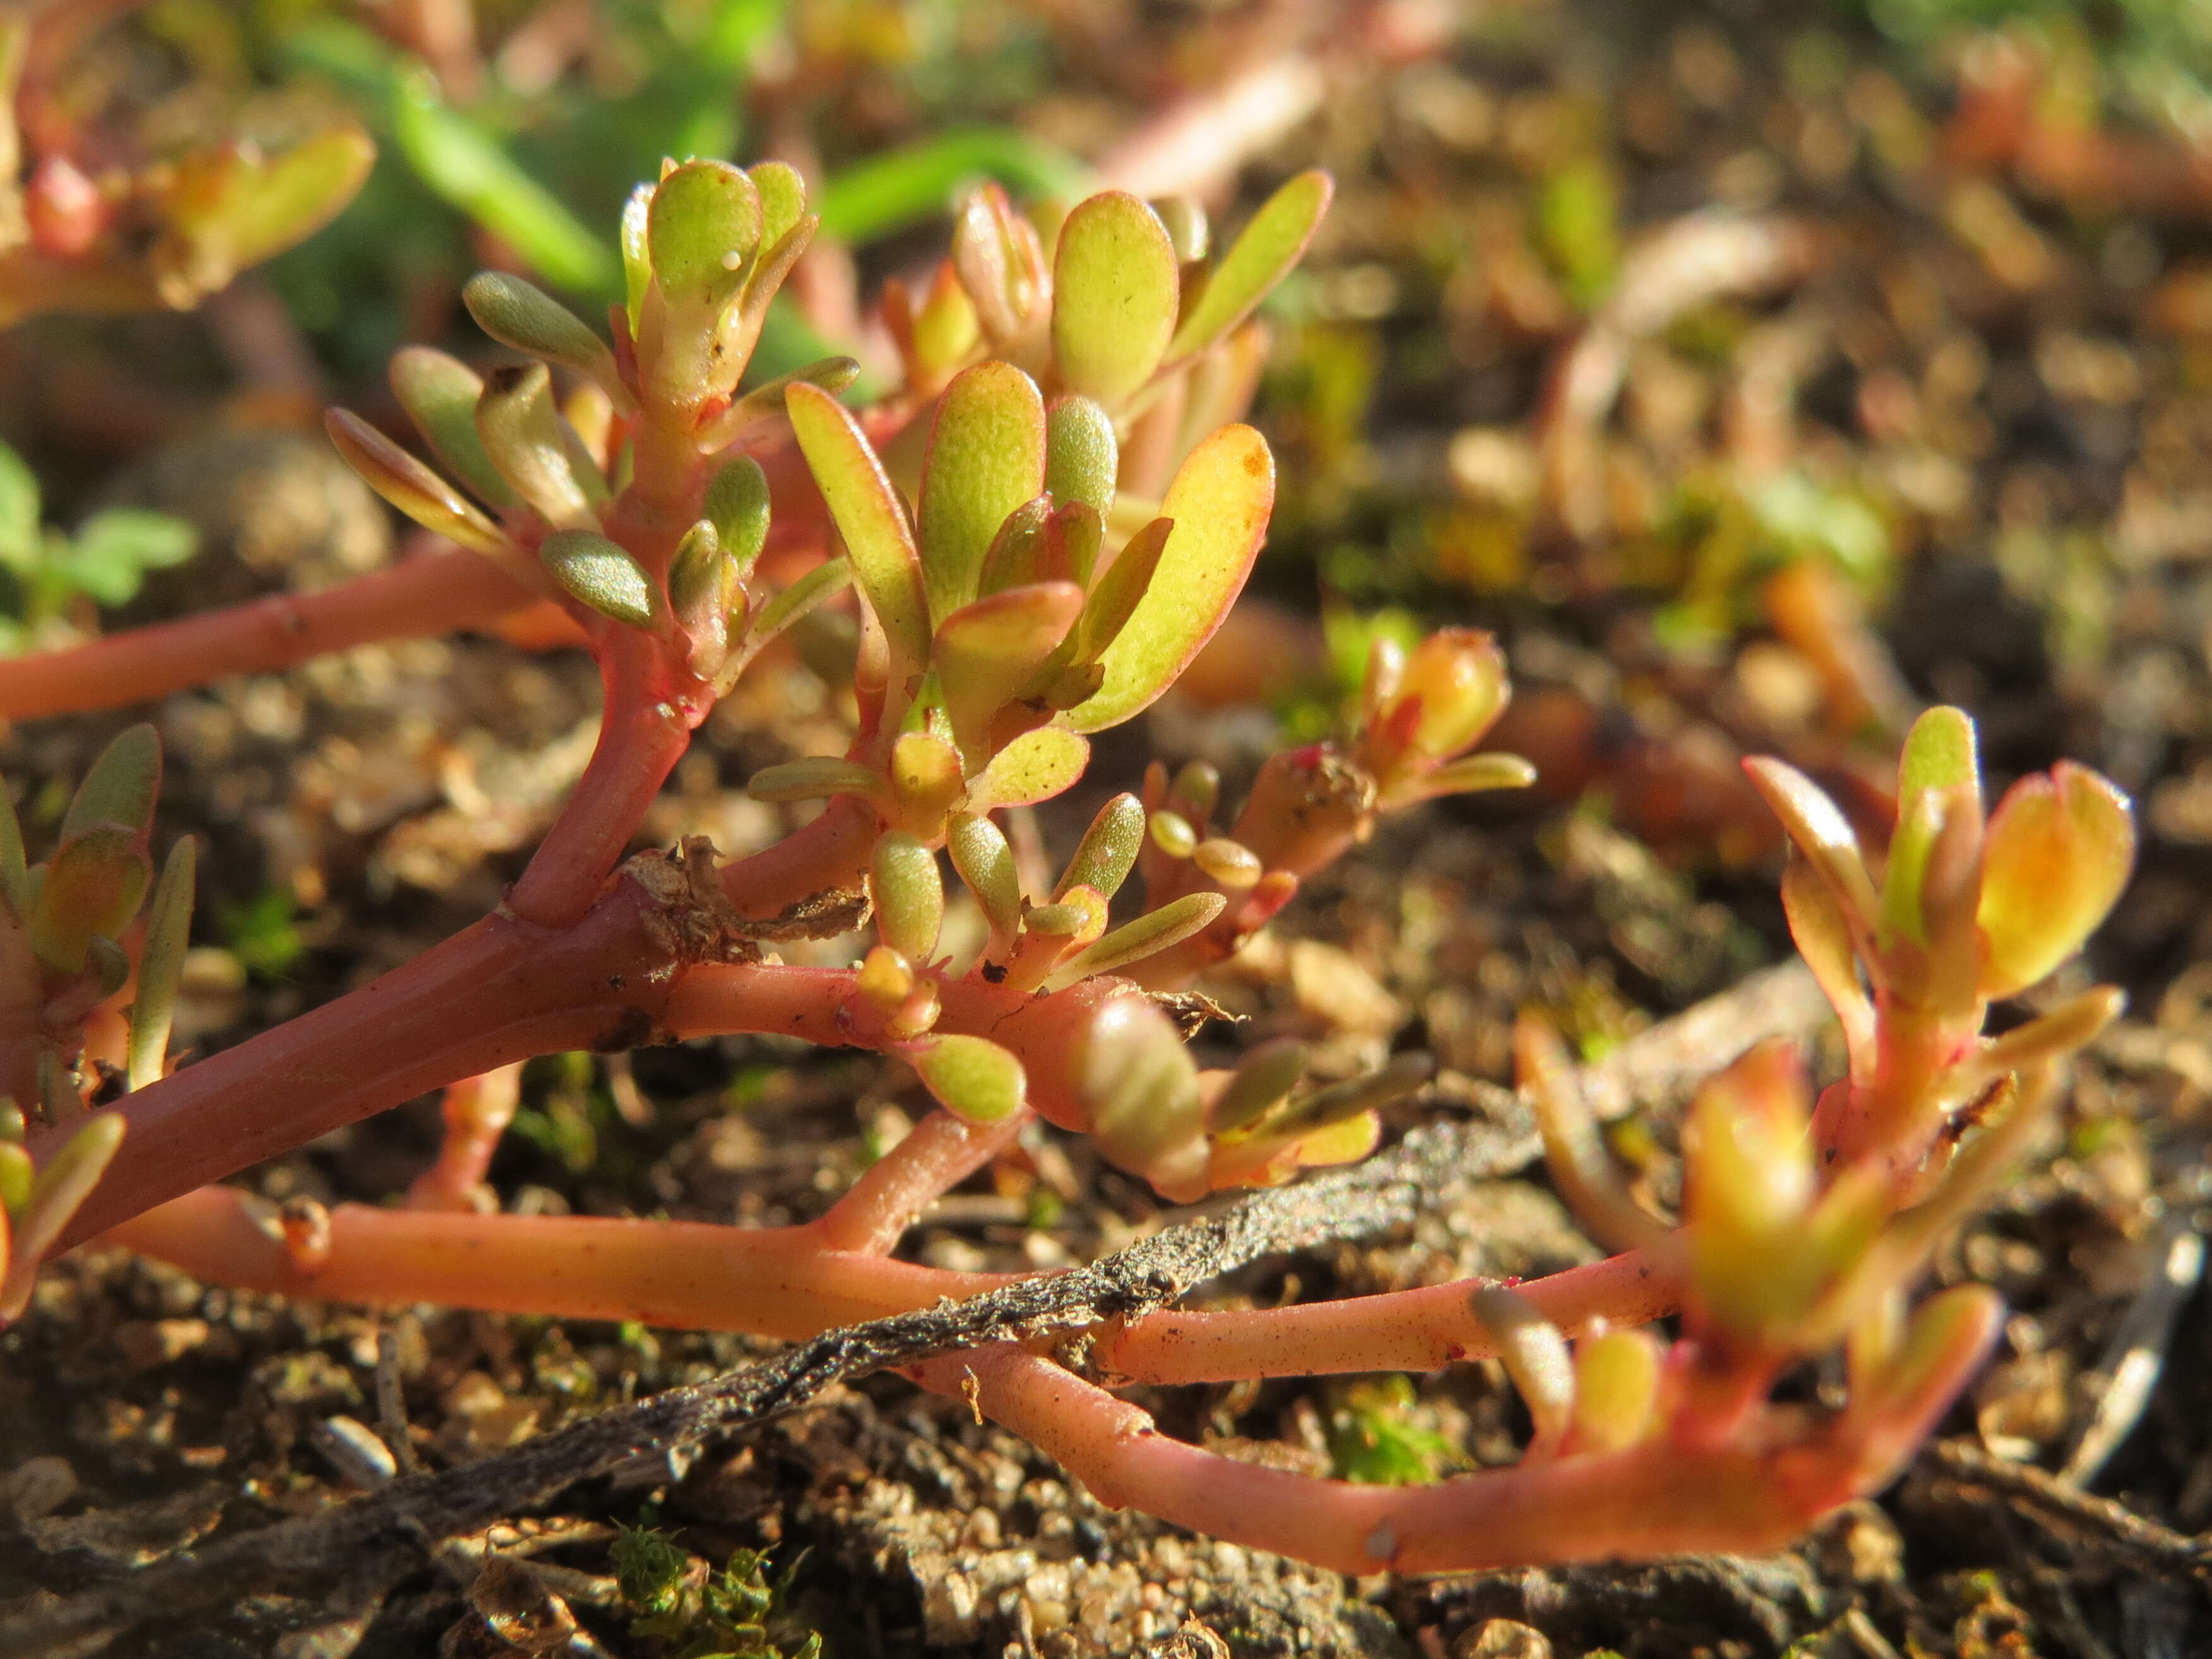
[{"x1": 0, "y1": 160, "x2": 2137, "y2": 1579}]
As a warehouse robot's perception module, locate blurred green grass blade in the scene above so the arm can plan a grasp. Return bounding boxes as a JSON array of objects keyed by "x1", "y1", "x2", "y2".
[
  {"x1": 818, "y1": 128, "x2": 1090, "y2": 245},
  {"x1": 391, "y1": 68, "x2": 615, "y2": 293}
]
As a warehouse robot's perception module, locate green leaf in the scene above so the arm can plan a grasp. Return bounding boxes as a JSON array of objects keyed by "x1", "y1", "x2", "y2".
[
  {"x1": 918, "y1": 362, "x2": 1047, "y2": 624},
  {"x1": 909, "y1": 1033, "x2": 1027, "y2": 1124},
  {"x1": 743, "y1": 556, "x2": 851, "y2": 660},
  {"x1": 174, "y1": 126, "x2": 376, "y2": 274},
  {"x1": 1069, "y1": 514, "x2": 1170, "y2": 664},
  {"x1": 871, "y1": 831, "x2": 944, "y2": 961},
  {"x1": 974, "y1": 497, "x2": 1056, "y2": 597},
  {"x1": 128, "y1": 836, "x2": 195, "y2": 1091},
  {"x1": 63, "y1": 724, "x2": 161, "y2": 841},
  {"x1": 966, "y1": 726, "x2": 1089, "y2": 811},
  {"x1": 947, "y1": 813, "x2": 1023, "y2": 942},
  {"x1": 816, "y1": 127, "x2": 1090, "y2": 245},
  {"x1": 1, "y1": 1112, "x2": 125, "y2": 1317},
  {"x1": 620, "y1": 182, "x2": 653, "y2": 331},
  {"x1": 932, "y1": 581, "x2": 1084, "y2": 767},
  {"x1": 0, "y1": 786, "x2": 27, "y2": 919},
  {"x1": 462, "y1": 272, "x2": 619, "y2": 391},
  {"x1": 705, "y1": 456, "x2": 772, "y2": 576},
  {"x1": 1053, "y1": 192, "x2": 1179, "y2": 405},
  {"x1": 325, "y1": 408, "x2": 519, "y2": 560},
  {"x1": 648, "y1": 159, "x2": 762, "y2": 307},
  {"x1": 746, "y1": 755, "x2": 885, "y2": 804},
  {"x1": 786, "y1": 382, "x2": 930, "y2": 678},
  {"x1": 1063, "y1": 425, "x2": 1274, "y2": 732},
  {"x1": 1045, "y1": 397, "x2": 1117, "y2": 516},
  {"x1": 389, "y1": 67, "x2": 612, "y2": 293},
  {"x1": 63, "y1": 511, "x2": 198, "y2": 605},
  {"x1": 1054, "y1": 793, "x2": 1145, "y2": 901},
  {"x1": 0, "y1": 439, "x2": 40, "y2": 568},
  {"x1": 1167, "y1": 171, "x2": 1333, "y2": 363},
  {"x1": 750, "y1": 161, "x2": 807, "y2": 251},
  {"x1": 390, "y1": 348, "x2": 518, "y2": 509},
  {"x1": 28, "y1": 826, "x2": 149, "y2": 973},
  {"x1": 1899, "y1": 706, "x2": 1979, "y2": 811},
  {"x1": 1978, "y1": 762, "x2": 2135, "y2": 998},
  {"x1": 540, "y1": 530, "x2": 660, "y2": 630},
  {"x1": 473, "y1": 363, "x2": 604, "y2": 528}
]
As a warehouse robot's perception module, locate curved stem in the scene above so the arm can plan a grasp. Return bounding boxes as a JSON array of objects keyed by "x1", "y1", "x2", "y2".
[
  {"x1": 507, "y1": 629, "x2": 705, "y2": 928},
  {"x1": 1093, "y1": 1249, "x2": 1681, "y2": 1383},
  {"x1": 909, "y1": 1345, "x2": 1869, "y2": 1576},
  {"x1": 39, "y1": 885, "x2": 683, "y2": 1251},
  {"x1": 714, "y1": 793, "x2": 879, "y2": 919},
  {"x1": 814, "y1": 1107, "x2": 1028, "y2": 1255},
  {"x1": 0, "y1": 544, "x2": 532, "y2": 719}
]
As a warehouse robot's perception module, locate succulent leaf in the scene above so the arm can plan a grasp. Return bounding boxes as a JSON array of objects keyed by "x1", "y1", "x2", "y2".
[
  {"x1": 966, "y1": 727, "x2": 1090, "y2": 811},
  {"x1": 1045, "y1": 397, "x2": 1119, "y2": 516},
  {"x1": 540, "y1": 530, "x2": 660, "y2": 630},
  {"x1": 786, "y1": 382, "x2": 930, "y2": 683},
  {"x1": 1165, "y1": 171, "x2": 1333, "y2": 363},
  {"x1": 1052, "y1": 192, "x2": 1180, "y2": 404},
  {"x1": 647, "y1": 160, "x2": 762, "y2": 308},
  {"x1": 1976, "y1": 762, "x2": 2135, "y2": 999},
  {"x1": 1062, "y1": 425, "x2": 1273, "y2": 732},
  {"x1": 918, "y1": 362, "x2": 1047, "y2": 624},
  {"x1": 908, "y1": 1034, "x2": 1027, "y2": 1125},
  {"x1": 62, "y1": 724, "x2": 161, "y2": 842},
  {"x1": 932, "y1": 581, "x2": 1085, "y2": 766},
  {"x1": 462, "y1": 272, "x2": 619, "y2": 391},
  {"x1": 324, "y1": 410, "x2": 519, "y2": 560},
  {"x1": 390, "y1": 348, "x2": 520, "y2": 510},
  {"x1": 127, "y1": 837, "x2": 195, "y2": 1092}
]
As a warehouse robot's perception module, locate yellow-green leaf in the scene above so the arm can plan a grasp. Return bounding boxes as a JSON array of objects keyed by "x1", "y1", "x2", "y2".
[
  {"x1": 785, "y1": 382, "x2": 930, "y2": 676},
  {"x1": 1052, "y1": 192, "x2": 1179, "y2": 405},
  {"x1": 918, "y1": 362, "x2": 1046, "y2": 624},
  {"x1": 1166, "y1": 171, "x2": 1332, "y2": 362},
  {"x1": 932, "y1": 581, "x2": 1084, "y2": 767},
  {"x1": 1062, "y1": 425, "x2": 1273, "y2": 732},
  {"x1": 966, "y1": 726, "x2": 1090, "y2": 810}
]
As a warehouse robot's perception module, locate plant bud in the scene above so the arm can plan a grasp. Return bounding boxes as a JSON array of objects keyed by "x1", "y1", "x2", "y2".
[
  {"x1": 1169, "y1": 761, "x2": 1220, "y2": 825},
  {"x1": 947, "y1": 814, "x2": 1023, "y2": 946},
  {"x1": 1055, "y1": 793, "x2": 1146, "y2": 900},
  {"x1": 975, "y1": 497, "x2": 1057, "y2": 596},
  {"x1": 1569, "y1": 1328, "x2": 1662, "y2": 1455},
  {"x1": 462, "y1": 272, "x2": 619, "y2": 391},
  {"x1": 647, "y1": 160, "x2": 762, "y2": 308},
  {"x1": 932, "y1": 581, "x2": 1084, "y2": 765},
  {"x1": 1395, "y1": 629, "x2": 1509, "y2": 764},
  {"x1": 857, "y1": 944, "x2": 915, "y2": 1012},
  {"x1": 1148, "y1": 810, "x2": 1197, "y2": 860},
  {"x1": 1074, "y1": 992, "x2": 1208, "y2": 1201},
  {"x1": 750, "y1": 161, "x2": 806, "y2": 250},
  {"x1": 25, "y1": 155, "x2": 106, "y2": 260},
  {"x1": 1976, "y1": 761, "x2": 2134, "y2": 999},
  {"x1": 911, "y1": 262, "x2": 981, "y2": 384},
  {"x1": 890, "y1": 978, "x2": 940, "y2": 1039},
  {"x1": 909, "y1": 1034, "x2": 1027, "y2": 1124},
  {"x1": 871, "y1": 833, "x2": 944, "y2": 963},
  {"x1": 889, "y1": 731, "x2": 965, "y2": 829},
  {"x1": 1193, "y1": 838, "x2": 1263, "y2": 890},
  {"x1": 1471, "y1": 1288, "x2": 1575, "y2": 1457},
  {"x1": 540, "y1": 530, "x2": 661, "y2": 631},
  {"x1": 1045, "y1": 398, "x2": 1119, "y2": 515}
]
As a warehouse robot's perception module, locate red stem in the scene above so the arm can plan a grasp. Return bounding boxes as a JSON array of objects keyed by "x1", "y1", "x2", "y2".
[
  {"x1": 40, "y1": 887, "x2": 679, "y2": 1250},
  {"x1": 0, "y1": 545, "x2": 530, "y2": 719},
  {"x1": 506, "y1": 629, "x2": 706, "y2": 928}
]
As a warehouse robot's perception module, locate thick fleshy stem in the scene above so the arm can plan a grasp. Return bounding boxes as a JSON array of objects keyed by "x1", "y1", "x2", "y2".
[
  {"x1": 506, "y1": 628, "x2": 712, "y2": 928},
  {"x1": 907, "y1": 1310, "x2": 1993, "y2": 1576},
  {"x1": 1092, "y1": 1249, "x2": 1680, "y2": 1383},
  {"x1": 104, "y1": 1186, "x2": 1015, "y2": 1338},
  {"x1": 405, "y1": 1062, "x2": 525, "y2": 1213},
  {"x1": 0, "y1": 542, "x2": 530, "y2": 719},
  {"x1": 813, "y1": 1106, "x2": 1030, "y2": 1255}
]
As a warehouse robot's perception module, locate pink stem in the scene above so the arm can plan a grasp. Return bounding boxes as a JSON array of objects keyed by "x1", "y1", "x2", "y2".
[
  {"x1": 814, "y1": 1107, "x2": 1028, "y2": 1255},
  {"x1": 406, "y1": 1062, "x2": 525, "y2": 1212},
  {"x1": 106, "y1": 1186, "x2": 1016, "y2": 1337},
  {"x1": 506, "y1": 629, "x2": 706, "y2": 928},
  {"x1": 0, "y1": 544, "x2": 531, "y2": 719},
  {"x1": 909, "y1": 1345, "x2": 1874, "y2": 1576},
  {"x1": 1093, "y1": 1250, "x2": 1680, "y2": 1383}
]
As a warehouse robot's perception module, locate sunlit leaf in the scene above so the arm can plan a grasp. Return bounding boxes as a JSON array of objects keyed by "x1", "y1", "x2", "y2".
[
  {"x1": 1978, "y1": 762, "x2": 2135, "y2": 998},
  {"x1": 908, "y1": 1033, "x2": 1027, "y2": 1124},
  {"x1": 462, "y1": 272, "x2": 619, "y2": 392},
  {"x1": 1166, "y1": 171, "x2": 1332, "y2": 362},
  {"x1": 648, "y1": 160, "x2": 762, "y2": 308},
  {"x1": 324, "y1": 409, "x2": 520, "y2": 562},
  {"x1": 933, "y1": 581, "x2": 1083, "y2": 765},
  {"x1": 1045, "y1": 891, "x2": 1226, "y2": 988},
  {"x1": 1052, "y1": 192, "x2": 1179, "y2": 405},
  {"x1": 918, "y1": 362, "x2": 1046, "y2": 624},
  {"x1": 390, "y1": 348, "x2": 517, "y2": 510},
  {"x1": 966, "y1": 726, "x2": 1090, "y2": 810},
  {"x1": 1063, "y1": 425, "x2": 1273, "y2": 732},
  {"x1": 540, "y1": 530, "x2": 659, "y2": 630},
  {"x1": 1045, "y1": 397, "x2": 1118, "y2": 516},
  {"x1": 786, "y1": 382, "x2": 930, "y2": 678}
]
